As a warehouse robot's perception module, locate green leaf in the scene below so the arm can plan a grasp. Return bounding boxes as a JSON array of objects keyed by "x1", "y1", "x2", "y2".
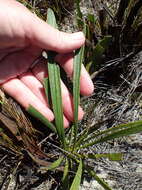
[
  {"x1": 62, "y1": 159, "x2": 69, "y2": 190},
  {"x1": 75, "y1": 0, "x2": 84, "y2": 28},
  {"x1": 43, "y1": 78, "x2": 51, "y2": 107},
  {"x1": 99, "y1": 36, "x2": 112, "y2": 49},
  {"x1": 48, "y1": 63, "x2": 66, "y2": 147},
  {"x1": 86, "y1": 167, "x2": 112, "y2": 190},
  {"x1": 87, "y1": 14, "x2": 97, "y2": 24},
  {"x1": 47, "y1": 8, "x2": 58, "y2": 29},
  {"x1": 90, "y1": 36, "x2": 112, "y2": 71},
  {"x1": 40, "y1": 156, "x2": 64, "y2": 171},
  {"x1": 94, "y1": 44, "x2": 105, "y2": 61},
  {"x1": 70, "y1": 159, "x2": 83, "y2": 190},
  {"x1": 74, "y1": 128, "x2": 89, "y2": 148},
  {"x1": 96, "y1": 123, "x2": 142, "y2": 144},
  {"x1": 75, "y1": 0, "x2": 82, "y2": 19},
  {"x1": 46, "y1": 8, "x2": 66, "y2": 148},
  {"x1": 27, "y1": 105, "x2": 56, "y2": 133},
  {"x1": 87, "y1": 153, "x2": 123, "y2": 161},
  {"x1": 81, "y1": 120, "x2": 142, "y2": 149},
  {"x1": 75, "y1": 117, "x2": 104, "y2": 149},
  {"x1": 73, "y1": 45, "x2": 84, "y2": 143},
  {"x1": 70, "y1": 25, "x2": 86, "y2": 149}
]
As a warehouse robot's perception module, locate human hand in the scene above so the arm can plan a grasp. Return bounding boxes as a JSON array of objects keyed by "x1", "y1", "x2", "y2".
[{"x1": 0, "y1": 0, "x2": 94, "y2": 127}]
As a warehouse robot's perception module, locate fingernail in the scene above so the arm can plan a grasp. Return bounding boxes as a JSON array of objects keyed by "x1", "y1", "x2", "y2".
[
  {"x1": 78, "y1": 107, "x2": 84, "y2": 121},
  {"x1": 43, "y1": 109, "x2": 54, "y2": 121},
  {"x1": 64, "y1": 116, "x2": 70, "y2": 128}
]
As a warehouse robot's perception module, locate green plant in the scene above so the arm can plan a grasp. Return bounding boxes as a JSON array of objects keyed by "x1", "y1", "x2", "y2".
[{"x1": 27, "y1": 8, "x2": 142, "y2": 190}]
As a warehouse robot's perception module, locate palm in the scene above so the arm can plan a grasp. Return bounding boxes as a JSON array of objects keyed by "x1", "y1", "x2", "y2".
[{"x1": 0, "y1": 45, "x2": 42, "y2": 82}]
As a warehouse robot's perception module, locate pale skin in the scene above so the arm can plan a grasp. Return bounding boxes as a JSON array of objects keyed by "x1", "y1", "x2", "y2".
[{"x1": 0, "y1": 0, "x2": 94, "y2": 127}]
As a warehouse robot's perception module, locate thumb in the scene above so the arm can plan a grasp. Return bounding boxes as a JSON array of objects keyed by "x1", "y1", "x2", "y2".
[{"x1": 27, "y1": 15, "x2": 85, "y2": 53}]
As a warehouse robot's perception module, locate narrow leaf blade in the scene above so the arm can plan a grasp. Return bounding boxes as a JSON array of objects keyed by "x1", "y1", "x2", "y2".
[
  {"x1": 81, "y1": 120, "x2": 142, "y2": 149},
  {"x1": 47, "y1": 8, "x2": 58, "y2": 29},
  {"x1": 43, "y1": 77, "x2": 51, "y2": 107},
  {"x1": 73, "y1": 45, "x2": 84, "y2": 142},
  {"x1": 62, "y1": 159, "x2": 69, "y2": 190},
  {"x1": 86, "y1": 168, "x2": 112, "y2": 190},
  {"x1": 87, "y1": 153, "x2": 123, "y2": 161},
  {"x1": 28, "y1": 105, "x2": 56, "y2": 133},
  {"x1": 70, "y1": 159, "x2": 83, "y2": 190},
  {"x1": 46, "y1": 8, "x2": 66, "y2": 147},
  {"x1": 40, "y1": 156, "x2": 64, "y2": 171},
  {"x1": 48, "y1": 63, "x2": 65, "y2": 146}
]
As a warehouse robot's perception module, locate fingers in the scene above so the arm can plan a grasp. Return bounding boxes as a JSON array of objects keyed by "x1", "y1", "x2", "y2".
[
  {"x1": 19, "y1": 71, "x2": 70, "y2": 127},
  {"x1": 55, "y1": 53, "x2": 94, "y2": 96},
  {"x1": 61, "y1": 81, "x2": 84, "y2": 121},
  {"x1": 26, "y1": 14, "x2": 85, "y2": 53},
  {"x1": 0, "y1": 0, "x2": 85, "y2": 53},
  {"x1": 1, "y1": 78, "x2": 54, "y2": 122},
  {"x1": 2, "y1": 78, "x2": 70, "y2": 127},
  {"x1": 32, "y1": 62, "x2": 84, "y2": 121},
  {"x1": 1, "y1": 0, "x2": 85, "y2": 53},
  {"x1": 19, "y1": 71, "x2": 48, "y2": 106}
]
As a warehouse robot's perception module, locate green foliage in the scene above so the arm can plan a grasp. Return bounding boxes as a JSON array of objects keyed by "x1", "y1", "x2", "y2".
[
  {"x1": 26, "y1": 7, "x2": 142, "y2": 190},
  {"x1": 48, "y1": 63, "x2": 66, "y2": 147},
  {"x1": 75, "y1": 0, "x2": 84, "y2": 29},
  {"x1": 40, "y1": 156, "x2": 64, "y2": 171},
  {"x1": 43, "y1": 78, "x2": 51, "y2": 105},
  {"x1": 85, "y1": 153, "x2": 123, "y2": 161},
  {"x1": 46, "y1": 8, "x2": 66, "y2": 148},
  {"x1": 72, "y1": 44, "x2": 85, "y2": 145},
  {"x1": 89, "y1": 36, "x2": 112, "y2": 72},
  {"x1": 79, "y1": 120, "x2": 142, "y2": 149},
  {"x1": 47, "y1": 8, "x2": 58, "y2": 29},
  {"x1": 62, "y1": 158, "x2": 69, "y2": 190},
  {"x1": 28, "y1": 105, "x2": 56, "y2": 133},
  {"x1": 86, "y1": 167, "x2": 112, "y2": 190},
  {"x1": 26, "y1": 8, "x2": 142, "y2": 190},
  {"x1": 70, "y1": 159, "x2": 83, "y2": 190}
]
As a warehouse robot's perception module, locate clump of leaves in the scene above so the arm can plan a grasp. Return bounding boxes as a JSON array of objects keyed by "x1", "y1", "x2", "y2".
[{"x1": 27, "y1": 8, "x2": 142, "y2": 190}]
